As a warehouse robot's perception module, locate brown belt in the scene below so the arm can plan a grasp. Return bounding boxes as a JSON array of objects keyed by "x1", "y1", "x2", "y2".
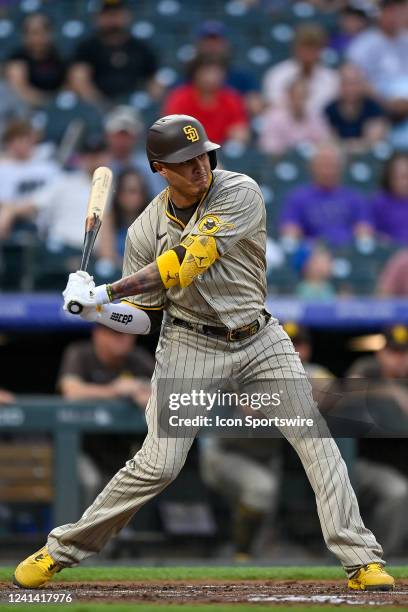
[{"x1": 172, "y1": 310, "x2": 271, "y2": 342}]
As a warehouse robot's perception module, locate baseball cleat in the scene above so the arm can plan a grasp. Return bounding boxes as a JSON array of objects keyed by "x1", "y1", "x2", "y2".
[
  {"x1": 13, "y1": 546, "x2": 60, "y2": 589},
  {"x1": 348, "y1": 563, "x2": 395, "y2": 591}
]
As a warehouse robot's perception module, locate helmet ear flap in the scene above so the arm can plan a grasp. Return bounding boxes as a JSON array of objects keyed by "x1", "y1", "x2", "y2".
[{"x1": 208, "y1": 150, "x2": 217, "y2": 170}]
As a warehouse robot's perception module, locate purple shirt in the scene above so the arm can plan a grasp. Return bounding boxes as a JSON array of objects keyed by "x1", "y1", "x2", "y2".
[
  {"x1": 372, "y1": 192, "x2": 408, "y2": 244},
  {"x1": 280, "y1": 184, "x2": 371, "y2": 246}
]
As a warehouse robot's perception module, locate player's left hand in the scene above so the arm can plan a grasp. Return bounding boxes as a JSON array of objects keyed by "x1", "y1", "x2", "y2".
[{"x1": 62, "y1": 271, "x2": 96, "y2": 312}]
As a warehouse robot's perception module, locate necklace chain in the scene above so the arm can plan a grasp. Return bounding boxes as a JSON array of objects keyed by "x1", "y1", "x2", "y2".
[
  {"x1": 166, "y1": 175, "x2": 213, "y2": 223},
  {"x1": 168, "y1": 195, "x2": 178, "y2": 220}
]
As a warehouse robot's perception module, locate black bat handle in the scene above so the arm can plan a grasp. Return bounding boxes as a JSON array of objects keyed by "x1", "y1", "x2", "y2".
[{"x1": 66, "y1": 221, "x2": 101, "y2": 316}]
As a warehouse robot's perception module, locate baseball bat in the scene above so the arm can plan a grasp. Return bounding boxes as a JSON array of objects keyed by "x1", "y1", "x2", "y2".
[{"x1": 67, "y1": 166, "x2": 113, "y2": 315}]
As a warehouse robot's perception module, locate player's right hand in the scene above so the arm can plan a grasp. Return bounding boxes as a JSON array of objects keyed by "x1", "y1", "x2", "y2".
[{"x1": 62, "y1": 271, "x2": 98, "y2": 317}]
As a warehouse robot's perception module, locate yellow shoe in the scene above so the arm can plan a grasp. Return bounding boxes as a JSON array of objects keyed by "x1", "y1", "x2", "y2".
[
  {"x1": 348, "y1": 563, "x2": 395, "y2": 591},
  {"x1": 234, "y1": 552, "x2": 252, "y2": 563},
  {"x1": 13, "y1": 546, "x2": 60, "y2": 589}
]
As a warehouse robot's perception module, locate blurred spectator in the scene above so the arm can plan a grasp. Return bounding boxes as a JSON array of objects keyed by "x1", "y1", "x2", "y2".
[
  {"x1": 59, "y1": 324, "x2": 153, "y2": 405},
  {"x1": 0, "y1": 80, "x2": 28, "y2": 140},
  {"x1": 163, "y1": 56, "x2": 249, "y2": 144},
  {"x1": 59, "y1": 324, "x2": 154, "y2": 482},
  {"x1": 0, "y1": 136, "x2": 109, "y2": 248},
  {"x1": 105, "y1": 105, "x2": 165, "y2": 197},
  {"x1": 324, "y1": 63, "x2": 388, "y2": 151},
  {"x1": 262, "y1": 23, "x2": 339, "y2": 114},
  {"x1": 347, "y1": 0, "x2": 408, "y2": 146},
  {"x1": 288, "y1": 321, "x2": 408, "y2": 556},
  {"x1": 193, "y1": 20, "x2": 263, "y2": 116},
  {"x1": 280, "y1": 143, "x2": 373, "y2": 247},
  {"x1": 348, "y1": 324, "x2": 408, "y2": 399},
  {"x1": 259, "y1": 76, "x2": 330, "y2": 155},
  {"x1": 0, "y1": 389, "x2": 15, "y2": 404},
  {"x1": 330, "y1": 3, "x2": 372, "y2": 57},
  {"x1": 201, "y1": 434, "x2": 283, "y2": 560},
  {"x1": 5, "y1": 13, "x2": 67, "y2": 109},
  {"x1": 347, "y1": 0, "x2": 408, "y2": 96},
  {"x1": 377, "y1": 249, "x2": 408, "y2": 295},
  {"x1": 0, "y1": 119, "x2": 60, "y2": 238},
  {"x1": 200, "y1": 322, "x2": 329, "y2": 560},
  {"x1": 99, "y1": 168, "x2": 149, "y2": 268},
  {"x1": 294, "y1": 245, "x2": 336, "y2": 300},
  {"x1": 371, "y1": 153, "x2": 408, "y2": 244},
  {"x1": 68, "y1": 0, "x2": 158, "y2": 106},
  {"x1": 283, "y1": 322, "x2": 333, "y2": 378},
  {"x1": 347, "y1": 325, "x2": 408, "y2": 554}
]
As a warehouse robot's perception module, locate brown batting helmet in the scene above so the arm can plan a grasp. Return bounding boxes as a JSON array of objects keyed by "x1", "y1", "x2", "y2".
[{"x1": 146, "y1": 114, "x2": 220, "y2": 172}]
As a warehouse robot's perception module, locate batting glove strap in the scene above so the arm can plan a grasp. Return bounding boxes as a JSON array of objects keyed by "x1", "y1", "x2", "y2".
[{"x1": 93, "y1": 283, "x2": 111, "y2": 305}]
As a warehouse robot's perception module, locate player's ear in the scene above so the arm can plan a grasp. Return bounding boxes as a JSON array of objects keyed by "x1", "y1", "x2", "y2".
[{"x1": 153, "y1": 161, "x2": 167, "y2": 178}]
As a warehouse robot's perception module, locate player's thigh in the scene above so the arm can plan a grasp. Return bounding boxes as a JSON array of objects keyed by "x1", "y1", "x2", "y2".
[{"x1": 241, "y1": 322, "x2": 329, "y2": 436}]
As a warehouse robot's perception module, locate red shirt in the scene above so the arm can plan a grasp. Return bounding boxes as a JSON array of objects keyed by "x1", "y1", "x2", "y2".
[{"x1": 163, "y1": 84, "x2": 248, "y2": 144}]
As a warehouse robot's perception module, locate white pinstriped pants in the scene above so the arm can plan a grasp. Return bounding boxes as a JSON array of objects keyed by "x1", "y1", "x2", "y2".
[{"x1": 48, "y1": 317, "x2": 383, "y2": 574}]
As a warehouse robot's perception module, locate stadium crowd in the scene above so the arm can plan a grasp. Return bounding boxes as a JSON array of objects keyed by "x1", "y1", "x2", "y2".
[
  {"x1": 1, "y1": 0, "x2": 408, "y2": 561},
  {"x1": 0, "y1": 0, "x2": 408, "y2": 295}
]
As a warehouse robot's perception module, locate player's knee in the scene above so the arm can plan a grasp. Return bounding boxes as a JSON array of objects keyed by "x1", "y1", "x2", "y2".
[
  {"x1": 127, "y1": 455, "x2": 184, "y2": 485},
  {"x1": 159, "y1": 461, "x2": 184, "y2": 484},
  {"x1": 242, "y1": 475, "x2": 278, "y2": 512},
  {"x1": 386, "y1": 476, "x2": 408, "y2": 502}
]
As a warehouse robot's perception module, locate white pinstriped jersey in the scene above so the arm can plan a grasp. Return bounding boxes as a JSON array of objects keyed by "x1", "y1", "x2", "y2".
[{"x1": 122, "y1": 168, "x2": 267, "y2": 328}]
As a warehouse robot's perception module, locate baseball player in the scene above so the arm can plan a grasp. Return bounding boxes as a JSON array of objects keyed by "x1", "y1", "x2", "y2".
[{"x1": 14, "y1": 115, "x2": 394, "y2": 591}]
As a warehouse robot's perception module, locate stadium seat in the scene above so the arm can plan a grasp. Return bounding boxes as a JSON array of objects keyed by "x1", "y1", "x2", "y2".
[
  {"x1": 219, "y1": 147, "x2": 269, "y2": 186},
  {"x1": 0, "y1": 19, "x2": 18, "y2": 61},
  {"x1": 42, "y1": 92, "x2": 104, "y2": 145},
  {"x1": 0, "y1": 442, "x2": 53, "y2": 504},
  {"x1": 32, "y1": 244, "x2": 82, "y2": 291},
  {"x1": 331, "y1": 244, "x2": 397, "y2": 295},
  {"x1": 267, "y1": 258, "x2": 298, "y2": 295},
  {"x1": 344, "y1": 152, "x2": 382, "y2": 193}
]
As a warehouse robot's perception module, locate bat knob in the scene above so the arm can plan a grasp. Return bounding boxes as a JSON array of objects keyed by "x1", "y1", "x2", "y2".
[{"x1": 67, "y1": 300, "x2": 83, "y2": 315}]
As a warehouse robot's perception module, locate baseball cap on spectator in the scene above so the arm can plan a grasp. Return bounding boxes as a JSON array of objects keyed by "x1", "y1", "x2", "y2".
[
  {"x1": 283, "y1": 322, "x2": 311, "y2": 345},
  {"x1": 197, "y1": 20, "x2": 227, "y2": 38},
  {"x1": 98, "y1": 0, "x2": 126, "y2": 12},
  {"x1": 79, "y1": 134, "x2": 108, "y2": 154},
  {"x1": 105, "y1": 105, "x2": 142, "y2": 136},
  {"x1": 384, "y1": 325, "x2": 408, "y2": 351}
]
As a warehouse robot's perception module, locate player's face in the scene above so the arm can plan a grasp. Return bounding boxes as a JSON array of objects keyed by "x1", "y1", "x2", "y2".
[
  {"x1": 156, "y1": 153, "x2": 212, "y2": 202},
  {"x1": 378, "y1": 348, "x2": 408, "y2": 378},
  {"x1": 93, "y1": 326, "x2": 135, "y2": 362},
  {"x1": 390, "y1": 157, "x2": 408, "y2": 198},
  {"x1": 81, "y1": 150, "x2": 110, "y2": 175},
  {"x1": 311, "y1": 148, "x2": 342, "y2": 188}
]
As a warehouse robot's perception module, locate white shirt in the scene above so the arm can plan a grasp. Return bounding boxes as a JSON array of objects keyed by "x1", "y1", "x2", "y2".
[
  {"x1": 34, "y1": 171, "x2": 92, "y2": 249},
  {"x1": 262, "y1": 59, "x2": 339, "y2": 114},
  {"x1": 347, "y1": 27, "x2": 408, "y2": 98},
  {"x1": 0, "y1": 157, "x2": 60, "y2": 203}
]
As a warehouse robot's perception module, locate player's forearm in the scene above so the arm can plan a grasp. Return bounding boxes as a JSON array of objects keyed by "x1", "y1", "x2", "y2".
[
  {"x1": 86, "y1": 301, "x2": 152, "y2": 335},
  {"x1": 61, "y1": 378, "x2": 119, "y2": 400},
  {"x1": 107, "y1": 261, "x2": 163, "y2": 301}
]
